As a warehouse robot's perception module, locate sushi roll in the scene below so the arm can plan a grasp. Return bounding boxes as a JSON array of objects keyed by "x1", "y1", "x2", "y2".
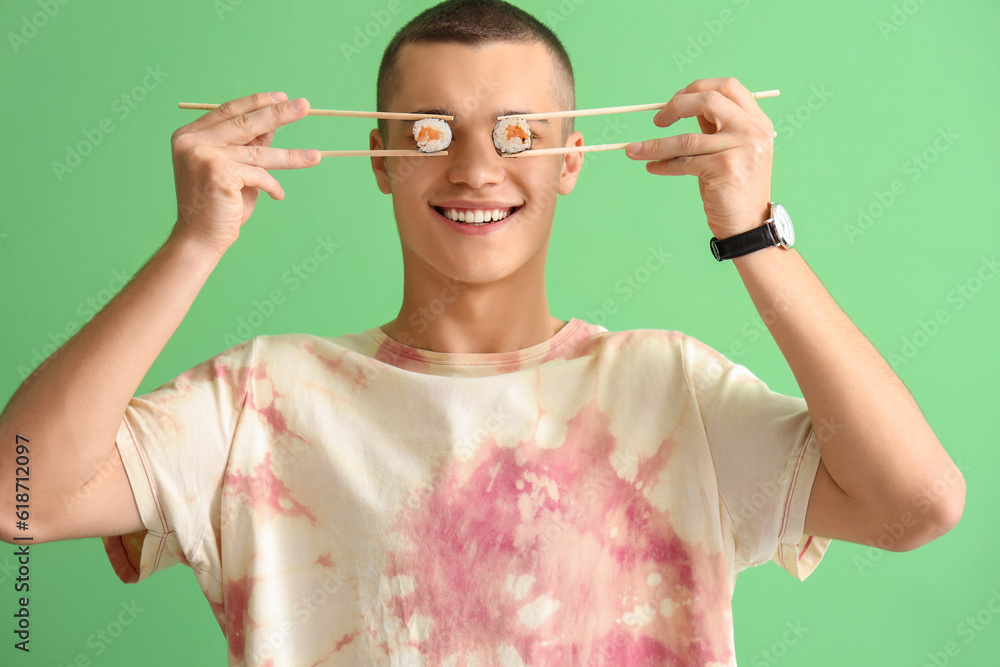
[
  {"x1": 493, "y1": 117, "x2": 532, "y2": 154},
  {"x1": 412, "y1": 118, "x2": 452, "y2": 153}
]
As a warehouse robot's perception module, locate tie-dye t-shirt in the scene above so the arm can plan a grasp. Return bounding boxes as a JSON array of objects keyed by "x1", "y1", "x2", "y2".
[{"x1": 102, "y1": 317, "x2": 829, "y2": 666}]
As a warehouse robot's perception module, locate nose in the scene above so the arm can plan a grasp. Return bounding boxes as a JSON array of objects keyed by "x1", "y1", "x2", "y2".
[{"x1": 446, "y1": 123, "x2": 506, "y2": 189}]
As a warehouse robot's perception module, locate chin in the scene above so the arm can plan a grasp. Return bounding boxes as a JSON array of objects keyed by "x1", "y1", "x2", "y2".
[{"x1": 445, "y1": 264, "x2": 509, "y2": 286}]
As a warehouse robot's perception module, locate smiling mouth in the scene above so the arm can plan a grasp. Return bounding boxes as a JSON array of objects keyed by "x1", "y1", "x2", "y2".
[{"x1": 433, "y1": 206, "x2": 521, "y2": 225}]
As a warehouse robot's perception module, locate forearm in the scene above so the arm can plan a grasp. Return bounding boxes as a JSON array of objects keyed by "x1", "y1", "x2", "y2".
[
  {"x1": 731, "y1": 246, "x2": 964, "y2": 525},
  {"x1": 0, "y1": 231, "x2": 223, "y2": 515}
]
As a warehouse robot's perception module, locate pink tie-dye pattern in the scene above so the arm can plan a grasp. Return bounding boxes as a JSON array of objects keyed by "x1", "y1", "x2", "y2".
[
  {"x1": 174, "y1": 339, "x2": 251, "y2": 393},
  {"x1": 224, "y1": 451, "x2": 317, "y2": 526},
  {"x1": 249, "y1": 361, "x2": 292, "y2": 436},
  {"x1": 374, "y1": 395, "x2": 733, "y2": 666},
  {"x1": 333, "y1": 631, "x2": 360, "y2": 652},
  {"x1": 246, "y1": 360, "x2": 328, "y2": 463},
  {"x1": 305, "y1": 338, "x2": 380, "y2": 390},
  {"x1": 101, "y1": 323, "x2": 826, "y2": 666},
  {"x1": 223, "y1": 573, "x2": 257, "y2": 662}
]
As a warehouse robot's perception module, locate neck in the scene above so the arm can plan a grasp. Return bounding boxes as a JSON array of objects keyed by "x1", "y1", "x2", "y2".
[{"x1": 381, "y1": 250, "x2": 565, "y2": 354}]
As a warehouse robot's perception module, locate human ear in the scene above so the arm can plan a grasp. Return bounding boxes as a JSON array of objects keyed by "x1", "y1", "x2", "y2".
[
  {"x1": 558, "y1": 130, "x2": 585, "y2": 195},
  {"x1": 369, "y1": 128, "x2": 393, "y2": 194}
]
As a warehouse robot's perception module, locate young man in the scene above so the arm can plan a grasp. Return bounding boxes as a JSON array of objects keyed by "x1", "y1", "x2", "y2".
[{"x1": 0, "y1": 1, "x2": 965, "y2": 665}]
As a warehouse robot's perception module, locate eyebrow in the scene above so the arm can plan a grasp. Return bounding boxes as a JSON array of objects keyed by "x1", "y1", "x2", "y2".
[{"x1": 402, "y1": 109, "x2": 451, "y2": 123}]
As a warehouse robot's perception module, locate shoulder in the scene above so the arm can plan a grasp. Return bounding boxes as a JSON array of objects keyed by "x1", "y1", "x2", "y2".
[
  {"x1": 248, "y1": 332, "x2": 384, "y2": 386},
  {"x1": 252, "y1": 332, "x2": 362, "y2": 357},
  {"x1": 584, "y1": 325, "x2": 687, "y2": 358},
  {"x1": 576, "y1": 326, "x2": 691, "y2": 384},
  {"x1": 588, "y1": 327, "x2": 757, "y2": 392}
]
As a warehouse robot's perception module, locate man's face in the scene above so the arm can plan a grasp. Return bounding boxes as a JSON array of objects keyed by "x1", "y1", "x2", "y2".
[{"x1": 370, "y1": 40, "x2": 583, "y2": 287}]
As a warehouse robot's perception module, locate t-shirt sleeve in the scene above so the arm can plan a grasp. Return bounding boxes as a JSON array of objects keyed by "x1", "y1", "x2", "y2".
[
  {"x1": 101, "y1": 337, "x2": 256, "y2": 584},
  {"x1": 679, "y1": 333, "x2": 830, "y2": 581}
]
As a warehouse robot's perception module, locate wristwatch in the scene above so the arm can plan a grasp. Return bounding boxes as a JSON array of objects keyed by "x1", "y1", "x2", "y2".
[{"x1": 710, "y1": 201, "x2": 795, "y2": 261}]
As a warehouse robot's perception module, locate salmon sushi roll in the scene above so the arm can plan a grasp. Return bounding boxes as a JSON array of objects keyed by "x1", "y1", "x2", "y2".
[
  {"x1": 493, "y1": 117, "x2": 532, "y2": 154},
  {"x1": 412, "y1": 118, "x2": 452, "y2": 153}
]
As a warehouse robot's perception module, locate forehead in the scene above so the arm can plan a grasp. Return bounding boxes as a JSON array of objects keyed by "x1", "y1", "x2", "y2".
[{"x1": 392, "y1": 40, "x2": 560, "y2": 117}]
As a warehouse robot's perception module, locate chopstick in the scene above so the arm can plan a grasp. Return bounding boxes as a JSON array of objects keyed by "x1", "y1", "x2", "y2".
[
  {"x1": 497, "y1": 89, "x2": 780, "y2": 121},
  {"x1": 503, "y1": 143, "x2": 630, "y2": 157},
  {"x1": 178, "y1": 102, "x2": 453, "y2": 156},
  {"x1": 177, "y1": 103, "x2": 453, "y2": 121},
  {"x1": 318, "y1": 150, "x2": 449, "y2": 157},
  {"x1": 501, "y1": 89, "x2": 781, "y2": 157}
]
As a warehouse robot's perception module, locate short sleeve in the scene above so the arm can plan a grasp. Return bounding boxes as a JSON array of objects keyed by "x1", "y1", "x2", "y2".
[
  {"x1": 101, "y1": 337, "x2": 256, "y2": 584},
  {"x1": 680, "y1": 334, "x2": 830, "y2": 581}
]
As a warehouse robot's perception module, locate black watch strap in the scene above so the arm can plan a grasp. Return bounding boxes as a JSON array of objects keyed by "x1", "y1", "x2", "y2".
[{"x1": 710, "y1": 223, "x2": 779, "y2": 261}]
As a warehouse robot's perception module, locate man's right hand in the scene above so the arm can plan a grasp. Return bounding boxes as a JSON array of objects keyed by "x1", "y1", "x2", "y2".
[{"x1": 169, "y1": 91, "x2": 320, "y2": 256}]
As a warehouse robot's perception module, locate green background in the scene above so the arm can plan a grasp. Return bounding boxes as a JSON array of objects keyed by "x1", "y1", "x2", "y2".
[{"x1": 1, "y1": 0, "x2": 997, "y2": 664}]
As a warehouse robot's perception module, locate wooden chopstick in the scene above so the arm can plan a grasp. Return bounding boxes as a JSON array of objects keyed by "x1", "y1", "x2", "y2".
[
  {"x1": 318, "y1": 150, "x2": 449, "y2": 157},
  {"x1": 497, "y1": 89, "x2": 780, "y2": 121},
  {"x1": 177, "y1": 103, "x2": 453, "y2": 121},
  {"x1": 502, "y1": 143, "x2": 630, "y2": 157}
]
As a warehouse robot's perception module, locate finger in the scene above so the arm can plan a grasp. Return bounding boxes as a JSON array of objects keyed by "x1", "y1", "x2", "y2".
[
  {"x1": 625, "y1": 132, "x2": 734, "y2": 162},
  {"x1": 643, "y1": 148, "x2": 754, "y2": 178},
  {"x1": 247, "y1": 129, "x2": 276, "y2": 148},
  {"x1": 643, "y1": 154, "x2": 708, "y2": 177},
  {"x1": 223, "y1": 144, "x2": 320, "y2": 169},
  {"x1": 230, "y1": 162, "x2": 286, "y2": 200},
  {"x1": 182, "y1": 91, "x2": 288, "y2": 134},
  {"x1": 652, "y1": 89, "x2": 750, "y2": 135},
  {"x1": 674, "y1": 77, "x2": 761, "y2": 118},
  {"x1": 213, "y1": 96, "x2": 311, "y2": 147}
]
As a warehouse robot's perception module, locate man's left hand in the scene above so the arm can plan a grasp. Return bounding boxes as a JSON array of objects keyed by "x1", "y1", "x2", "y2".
[{"x1": 625, "y1": 77, "x2": 775, "y2": 239}]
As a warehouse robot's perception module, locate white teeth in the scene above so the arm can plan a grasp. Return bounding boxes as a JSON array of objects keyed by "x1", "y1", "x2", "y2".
[{"x1": 439, "y1": 207, "x2": 515, "y2": 223}]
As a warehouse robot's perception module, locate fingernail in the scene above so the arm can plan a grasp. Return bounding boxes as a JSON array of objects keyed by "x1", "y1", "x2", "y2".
[
  {"x1": 291, "y1": 98, "x2": 306, "y2": 111},
  {"x1": 626, "y1": 142, "x2": 642, "y2": 156},
  {"x1": 303, "y1": 149, "x2": 319, "y2": 161},
  {"x1": 269, "y1": 92, "x2": 287, "y2": 102}
]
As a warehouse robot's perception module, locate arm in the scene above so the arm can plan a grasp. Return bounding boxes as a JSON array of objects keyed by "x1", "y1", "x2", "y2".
[
  {"x1": 0, "y1": 233, "x2": 223, "y2": 543},
  {"x1": 626, "y1": 77, "x2": 965, "y2": 552},
  {"x1": 0, "y1": 90, "x2": 319, "y2": 544},
  {"x1": 732, "y1": 243, "x2": 964, "y2": 551}
]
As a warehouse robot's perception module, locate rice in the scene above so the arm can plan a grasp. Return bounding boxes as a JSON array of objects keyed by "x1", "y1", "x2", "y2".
[
  {"x1": 493, "y1": 117, "x2": 532, "y2": 154},
  {"x1": 412, "y1": 118, "x2": 452, "y2": 153}
]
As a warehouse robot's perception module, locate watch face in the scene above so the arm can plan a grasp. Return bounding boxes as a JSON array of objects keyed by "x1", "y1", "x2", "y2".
[{"x1": 773, "y1": 204, "x2": 794, "y2": 247}]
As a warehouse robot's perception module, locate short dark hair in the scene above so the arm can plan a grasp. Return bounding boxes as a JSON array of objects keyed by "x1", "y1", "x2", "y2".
[{"x1": 376, "y1": 0, "x2": 575, "y2": 141}]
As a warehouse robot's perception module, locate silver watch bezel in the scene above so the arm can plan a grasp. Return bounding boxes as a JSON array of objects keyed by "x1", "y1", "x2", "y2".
[{"x1": 769, "y1": 202, "x2": 795, "y2": 248}]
